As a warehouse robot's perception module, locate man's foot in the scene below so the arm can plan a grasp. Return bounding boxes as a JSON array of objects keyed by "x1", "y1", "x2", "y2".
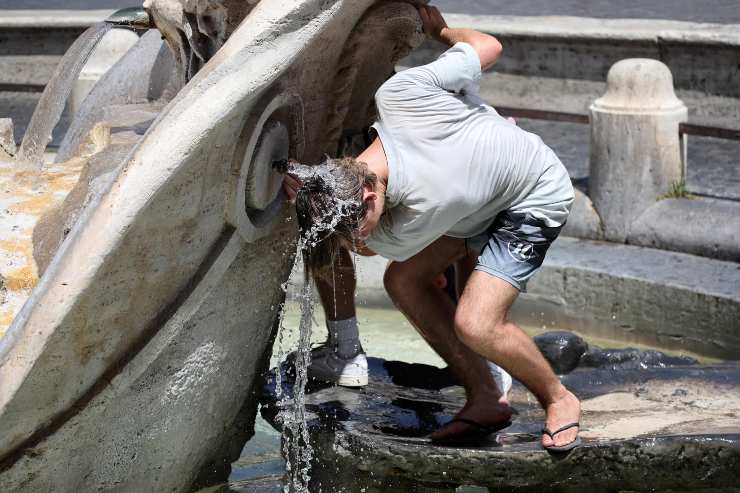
[
  {"x1": 431, "y1": 417, "x2": 512, "y2": 445},
  {"x1": 306, "y1": 344, "x2": 368, "y2": 387},
  {"x1": 431, "y1": 395, "x2": 513, "y2": 443},
  {"x1": 542, "y1": 388, "x2": 581, "y2": 450}
]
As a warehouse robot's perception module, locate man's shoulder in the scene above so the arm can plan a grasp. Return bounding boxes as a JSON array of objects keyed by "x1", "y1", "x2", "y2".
[{"x1": 376, "y1": 68, "x2": 432, "y2": 102}]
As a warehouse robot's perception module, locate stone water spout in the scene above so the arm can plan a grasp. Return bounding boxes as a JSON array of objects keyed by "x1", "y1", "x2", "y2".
[
  {"x1": 0, "y1": 1, "x2": 424, "y2": 491},
  {"x1": 105, "y1": 7, "x2": 154, "y2": 30}
]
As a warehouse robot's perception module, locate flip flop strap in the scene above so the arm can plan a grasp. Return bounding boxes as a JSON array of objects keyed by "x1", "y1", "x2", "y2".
[{"x1": 542, "y1": 422, "x2": 580, "y2": 438}]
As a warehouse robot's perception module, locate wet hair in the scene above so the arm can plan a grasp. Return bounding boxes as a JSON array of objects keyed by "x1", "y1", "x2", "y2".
[{"x1": 294, "y1": 157, "x2": 377, "y2": 279}]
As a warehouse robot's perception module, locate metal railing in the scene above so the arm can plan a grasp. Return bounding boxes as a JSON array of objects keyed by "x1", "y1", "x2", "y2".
[
  {"x1": 495, "y1": 106, "x2": 590, "y2": 125},
  {"x1": 496, "y1": 106, "x2": 740, "y2": 144},
  {"x1": 679, "y1": 123, "x2": 740, "y2": 141},
  {"x1": 678, "y1": 123, "x2": 740, "y2": 186}
]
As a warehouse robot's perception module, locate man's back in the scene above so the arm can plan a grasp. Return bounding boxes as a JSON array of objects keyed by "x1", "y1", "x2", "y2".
[{"x1": 366, "y1": 42, "x2": 573, "y2": 261}]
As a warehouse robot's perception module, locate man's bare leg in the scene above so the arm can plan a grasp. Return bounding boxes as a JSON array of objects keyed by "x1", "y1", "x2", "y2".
[
  {"x1": 383, "y1": 237, "x2": 512, "y2": 437},
  {"x1": 455, "y1": 272, "x2": 581, "y2": 448},
  {"x1": 453, "y1": 252, "x2": 477, "y2": 299},
  {"x1": 314, "y1": 247, "x2": 356, "y2": 322}
]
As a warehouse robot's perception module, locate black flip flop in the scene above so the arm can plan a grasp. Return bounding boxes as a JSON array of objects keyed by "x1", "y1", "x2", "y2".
[
  {"x1": 431, "y1": 417, "x2": 512, "y2": 446},
  {"x1": 542, "y1": 422, "x2": 581, "y2": 452}
]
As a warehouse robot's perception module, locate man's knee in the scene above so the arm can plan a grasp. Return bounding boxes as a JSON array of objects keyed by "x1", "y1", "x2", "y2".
[
  {"x1": 383, "y1": 261, "x2": 410, "y2": 300},
  {"x1": 383, "y1": 261, "x2": 435, "y2": 300},
  {"x1": 454, "y1": 310, "x2": 508, "y2": 348}
]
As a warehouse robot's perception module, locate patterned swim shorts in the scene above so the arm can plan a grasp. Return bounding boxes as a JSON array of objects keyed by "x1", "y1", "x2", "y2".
[{"x1": 466, "y1": 210, "x2": 564, "y2": 292}]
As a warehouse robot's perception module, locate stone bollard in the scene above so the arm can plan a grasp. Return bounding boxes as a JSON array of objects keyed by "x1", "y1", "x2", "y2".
[
  {"x1": 69, "y1": 29, "x2": 140, "y2": 114},
  {"x1": 589, "y1": 58, "x2": 687, "y2": 242}
]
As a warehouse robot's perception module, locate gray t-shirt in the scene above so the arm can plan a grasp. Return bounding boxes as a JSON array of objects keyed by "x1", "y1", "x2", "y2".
[{"x1": 366, "y1": 42, "x2": 574, "y2": 262}]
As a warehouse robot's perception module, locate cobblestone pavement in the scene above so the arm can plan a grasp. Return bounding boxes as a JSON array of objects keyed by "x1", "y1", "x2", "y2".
[
  {"x1": 518, "y1": 118, "x2": 740, "y2": 201},
  {"x1": 4, "y1": 0, "x2": 740, "y2": 24}
]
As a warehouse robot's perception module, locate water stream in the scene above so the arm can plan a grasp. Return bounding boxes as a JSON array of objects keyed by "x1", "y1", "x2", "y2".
[
  {"x1": 17, "y1": 22, "x2": 112, "y2": 164},
  {"x1": 277, "y1": 270, "x2": 315, "y2": 493},
  {"x1": 273, "y1": 239, "x2": 321, "y2": 493},
  {"x1": 269, "y1": 166, "x2": 366, "y2": 491}
]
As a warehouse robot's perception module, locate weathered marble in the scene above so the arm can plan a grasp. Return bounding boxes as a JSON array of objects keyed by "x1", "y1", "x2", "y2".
[
  {"x1": 0, "y1": 1, "x2": 424, "y2": 491},
  {"x1": 262, "y1": 342, "x2": 739, "y2": 492},
  {"x1": 0, "y1": 119, "x2": 15, "y2": 159},
  {"x1": 590, "y1": 58, "x2": 688, "y2": 242}
]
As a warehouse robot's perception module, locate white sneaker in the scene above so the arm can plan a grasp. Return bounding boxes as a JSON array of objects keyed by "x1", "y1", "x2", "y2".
[
  {"x1": 487, "y1": 361, "x2": 513, "y2": 395},
  {"x1": 307, "y1": 344, "x2": 368, "y2": 387}
]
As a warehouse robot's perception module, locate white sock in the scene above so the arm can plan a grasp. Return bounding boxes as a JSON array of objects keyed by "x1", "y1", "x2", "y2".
[{"x1": 326, "y1": 317, "x2": 361, "y2": 358}]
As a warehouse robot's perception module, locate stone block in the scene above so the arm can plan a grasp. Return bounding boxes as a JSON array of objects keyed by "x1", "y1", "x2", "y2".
[
  {"x1": 402, "y1": 14, "x2": 740, "y2": 99},
  {"x1": 561, "y1": 188, "x2": 603, "y2": 240},
  {"x1": 629, "y1": 196, "x2": 740, "y2": 262},
  {"x1": 518, "y1": 237, "x2": 740, "y2": 359},
  {"x1": 342, "y1": 237, "x2": 740, "y2": 360}
]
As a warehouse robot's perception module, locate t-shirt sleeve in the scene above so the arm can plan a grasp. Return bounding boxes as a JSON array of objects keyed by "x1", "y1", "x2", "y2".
[{"x1": 377, "y1": 42, "x2": 482, "y2": 99}]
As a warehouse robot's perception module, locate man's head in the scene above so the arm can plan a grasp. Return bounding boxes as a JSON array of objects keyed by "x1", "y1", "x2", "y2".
[{"x1": 293, "y1": 157, "x2": 383, "y2": 278}]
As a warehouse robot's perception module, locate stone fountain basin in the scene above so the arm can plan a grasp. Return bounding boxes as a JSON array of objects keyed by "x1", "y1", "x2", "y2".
[{"x1": 262, "y1": 357, "x2": 740, "y2": 492}]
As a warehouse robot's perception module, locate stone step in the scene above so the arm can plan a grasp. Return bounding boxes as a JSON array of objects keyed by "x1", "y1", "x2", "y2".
[
  {"x1": 518, "y1": 237, "x2": 740, "y2": 359},
  {"x1": 403, "y1": 14, "x2": 740, "y2": 99}
]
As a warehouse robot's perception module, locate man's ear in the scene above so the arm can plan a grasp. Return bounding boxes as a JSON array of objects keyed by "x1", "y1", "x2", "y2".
[{"x1": 363, "y1": 188, "x2": 378, "y2": 204}]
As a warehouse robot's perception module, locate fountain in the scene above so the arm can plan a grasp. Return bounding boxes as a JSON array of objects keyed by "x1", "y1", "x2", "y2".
[
  {"x1": 16, "y1": 22, "x2": 112, "y2": 165},
  {"x1": 2, "y1": 1, "x2": 737, "y2": 491},
  {"x1": 262, "y1": 332, "x2": 740, "y2": 492},
  {"x1": 0, "y1": 1, "x2": 424, "y2": 491}
]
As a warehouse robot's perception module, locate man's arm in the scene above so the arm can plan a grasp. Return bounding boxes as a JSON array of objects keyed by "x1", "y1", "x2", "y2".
[{"x1": 419, "y1": 5, "x2": 502, "y2": 70}]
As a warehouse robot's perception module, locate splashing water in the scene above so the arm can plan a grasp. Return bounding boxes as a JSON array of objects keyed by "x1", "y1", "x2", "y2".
[
  {"x1": 18, "y1": 22, "x2": 112, "y2": 165},
  {"x1": 283, "y1": 271, "x2": 315, "y2": 492},
  {"x1": 275, "y1": 242, "x2": 318, "y2": 493},
  {"x1": 273, "y1": 160, "x2": 365, "y2": 491}
]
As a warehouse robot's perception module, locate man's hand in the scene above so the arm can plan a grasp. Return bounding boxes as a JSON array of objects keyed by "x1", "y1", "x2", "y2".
[
  {"x1": 418, "y1": 5, "x2": 448, "y2": 44},
  {"x1": 283, "y1": 173, "x2": 302, "y2": 203},
  {"x1": 418, "y1": 4, "x2": 503, "y2": 70}
]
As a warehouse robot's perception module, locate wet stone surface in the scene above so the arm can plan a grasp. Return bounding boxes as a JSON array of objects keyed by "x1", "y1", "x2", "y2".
[
  {"x1": 261, "y1": 334, "x2": 739, "y2": 492},
  {"x1": 534, "y1": 331, "x2": 699, "y2": 374}
]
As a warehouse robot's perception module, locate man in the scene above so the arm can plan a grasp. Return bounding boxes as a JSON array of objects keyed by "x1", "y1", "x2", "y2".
[{"x1": 284, "y1": 5, "x2": 581, "y2": 451}]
